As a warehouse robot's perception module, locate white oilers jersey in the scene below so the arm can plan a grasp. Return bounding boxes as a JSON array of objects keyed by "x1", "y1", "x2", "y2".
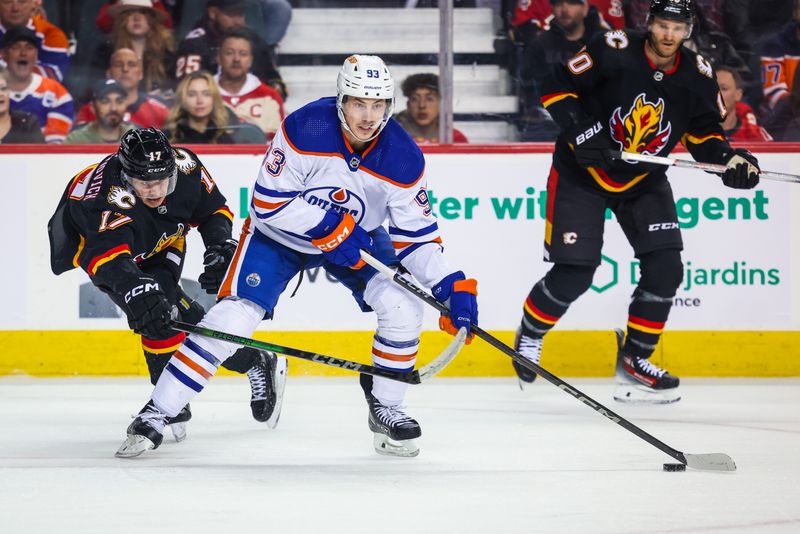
[{"x1": 251, "y1": 97, "x2": 451, "y2": 287}]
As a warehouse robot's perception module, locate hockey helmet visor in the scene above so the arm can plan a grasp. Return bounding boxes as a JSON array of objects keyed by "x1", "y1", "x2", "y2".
[{"x1": 336, "y1": 54, "x2": 395, "y2": 142}]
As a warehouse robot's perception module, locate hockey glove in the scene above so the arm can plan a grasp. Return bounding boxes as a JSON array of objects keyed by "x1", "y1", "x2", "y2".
[
  {"x1": 568, "y1": 119, "x2": 616, "y2": 172},
  {"x1": 198, "y1": 238, "x2": 238, "y2": 294},
  {"x1": 432, "y1": 271, "x2": 478, "y2": 344},
  {"x1": 122, "y1": 277, "x2": 174, "y2": 339},
  {"x1": 721, "y1": 148, "x2": 760, "y2": 189},
  {"x1": 308, "y1": 208, "x2": 374, "y2": 269}
]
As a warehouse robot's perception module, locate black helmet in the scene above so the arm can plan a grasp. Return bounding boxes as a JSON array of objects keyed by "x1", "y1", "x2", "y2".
[
  {"x1": 118, "y1": 128, "x2": 177, "y2": 198},
  {"x1": 648, "y1": 0, "x2": 694, "y2": 37}
]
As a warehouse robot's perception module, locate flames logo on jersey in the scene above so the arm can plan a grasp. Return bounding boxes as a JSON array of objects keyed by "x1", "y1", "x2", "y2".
[
  {"x1": 133, "y1": 224, "x2": 186, "y2": 262},
  {"x1": 609, "y1": 93, "x2": 671, "y2": 156},
  {"x1": 174, "y1": 148, "x2": 197, "y2": 174},
  {"x1": 303, "y1": 186, "x2": 366, "y2": 223},
  {"x1": 108, "y1": 186, "x2": 136, "y2": 209}
]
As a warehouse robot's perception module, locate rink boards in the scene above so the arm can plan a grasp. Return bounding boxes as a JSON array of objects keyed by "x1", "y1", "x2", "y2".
[{"x1": 1, "y1": 143, "x2": 798, "y2": 377}]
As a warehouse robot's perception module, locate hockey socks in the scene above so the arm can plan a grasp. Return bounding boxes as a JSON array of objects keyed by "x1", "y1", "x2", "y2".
[
  {"x1": 521, "y1": 279, "x2": 570, "y2": 336},
  {"x1": 153, "y1": 336, "x2": 221, "y2": 417},
  {"x1": 623, "y1": 288, "x2": 673, "y2": 359}
]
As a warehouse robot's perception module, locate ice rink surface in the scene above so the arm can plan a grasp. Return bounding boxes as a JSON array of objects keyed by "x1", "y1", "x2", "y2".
[{"x1": 1, "y1": 377, "x2": 799, "y2": 534}]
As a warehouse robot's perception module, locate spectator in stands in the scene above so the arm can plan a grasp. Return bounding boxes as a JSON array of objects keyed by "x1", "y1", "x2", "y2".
[
  {"x1": 1, "y1": 26, "x2": 72, "y2": 143},
  {"x1": 90, "y1": 0, "x2": 177, "y2": 98},
  {"x1": 394, "y1": 73, "x2": 468, "y2": 144},
  {"x1": 76, "y1": 48, "x2": 169, "y2": 128},
  {"x1": 96, "y1": 0, "x2": 173, "y2": 33},
  {"x1": 0, "y1": 66, "x2": 43, "y2": 143},
  {"x1": 518, "y1": 0, "x2": 604, "y2": 115},
  {"x1": 0, "y1": 0, "x2": 70, "y2": 81},
  {"x1": 763, "y1": 66, "x2": 800, "y2": 141},
  {"x1": 756, "y1": 0, "x2": 800, "y2": 111},
  {"x1": 177, "y1": 0, "x2": 286, "y2": 98},
  {"x1": 214, "y1": 28, "x2": 284, "y2": 140},
  {"x1": 716, "y1": 66, "x2": 772, "y2": 142},
  {"x1": 66, "y1": 79, "x2": 136, "y2": 144},
  {"x1": 164, "y1": 70, "x2": 265, "y2": 144}
]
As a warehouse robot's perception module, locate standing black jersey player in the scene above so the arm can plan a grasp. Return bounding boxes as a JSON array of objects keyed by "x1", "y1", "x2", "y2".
[
  {"x1": 512, "y1": 0, "x2": 761, "y2": 403},
  {"x1": 47, "y1": 128, "x2": 287, "y2": 441}
]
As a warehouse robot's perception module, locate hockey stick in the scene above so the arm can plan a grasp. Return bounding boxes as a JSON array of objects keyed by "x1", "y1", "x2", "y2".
[
  {"x1": 171, "y1": 321, "x2": 466, "y2": 385},
  {"x1": 360, "y1": 251, "x2": 736, "y2": 472},
  {"x1": 611, "y1": 150, "x2": 800, "y2": 184}
]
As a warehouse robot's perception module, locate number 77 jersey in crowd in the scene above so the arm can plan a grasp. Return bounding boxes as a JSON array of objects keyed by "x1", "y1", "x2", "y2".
[{"x1": 249, "y1": 96, "x2": 445, "y2": 283}]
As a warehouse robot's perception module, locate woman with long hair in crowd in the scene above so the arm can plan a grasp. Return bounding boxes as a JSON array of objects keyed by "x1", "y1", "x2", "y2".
[{"x1": 164, "y1": 70, "x2": 264, "y2": 144}]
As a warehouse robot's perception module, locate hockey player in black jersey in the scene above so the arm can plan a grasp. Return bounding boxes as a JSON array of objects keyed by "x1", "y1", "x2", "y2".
[
  {"x1": 47, "y1": 128, "x2": 287, "y2": 443},
  {"x1": 512, "y1": 0, "x2": 761, "y2": 403}
]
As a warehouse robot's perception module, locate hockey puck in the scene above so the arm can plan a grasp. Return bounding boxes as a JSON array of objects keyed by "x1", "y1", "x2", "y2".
[{"x1": 663, "y1": 463, "x2": 686, "y2": 472}]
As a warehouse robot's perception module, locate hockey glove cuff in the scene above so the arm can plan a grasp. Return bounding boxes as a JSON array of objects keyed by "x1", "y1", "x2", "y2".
[
  {"x1": 432, "y1": 271, "x2": 478, "y2": 344},
  {"x1": 198, "y1": 238, "x2": 238, "y2": 294},
  {"x1": 721, "y1": 148, "x2": 760, "y2": 189},
  {"x1": 568, "y1": 119, "x2": 616, "y2": 172},
  {"x1": 121, "y1": 277, "x2": 175, "y2": 340},
  {"x1": 309, "y1": 209, "x2": 374, "y2": 269}
]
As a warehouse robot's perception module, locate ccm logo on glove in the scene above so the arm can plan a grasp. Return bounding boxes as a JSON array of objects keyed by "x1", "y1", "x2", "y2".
[
  {"x1": 124, "y1": 282, "x2": 160, "y2": 303},
  {"x1": 314, "y1": 222, "x2": 353, "y2": 252}
]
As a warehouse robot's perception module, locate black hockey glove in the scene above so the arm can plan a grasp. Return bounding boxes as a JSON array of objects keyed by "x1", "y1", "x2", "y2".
[
  {"x1": 198, "y1": 239, "x2": 238, "y2": 294},
  {"x1": 568, "y1": 119, "x2": 616, "y2": 172},
  {"x1": 122, "y1": 277, "x2": 174, "y2": 339},
  {"x1": 721, "y1": 148, "x2": 760, "y2": 189}
]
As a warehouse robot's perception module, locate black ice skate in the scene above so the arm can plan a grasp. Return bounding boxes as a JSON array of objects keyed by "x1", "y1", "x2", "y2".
[
  {"x1": 613, "y1": 329, "x2": 681, "y2": 404},
  {"x1": 360, "y1": 374, "x2": 421, "y2": 457},
  {"x1": 166, "y1": 403, "x2": 192, "y2": 442},
  {"x1": 247, "y1": 351, "x2": 287, "y2": 428},
  {"x1": 115, "y1": 401, "x2": 170, "y2": 458},
  {"x1": 512, "y1": 327, "x2": 543, "y2": 390}
]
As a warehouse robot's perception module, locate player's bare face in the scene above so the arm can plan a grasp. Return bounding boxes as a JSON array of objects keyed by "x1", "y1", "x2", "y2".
[
  {"x1": 219, "y1": 38, "x2": 253, "y2": 81},
  {"x1": 0, "y1": 0, "x2": 34, "y2": 28},
  {"x1": 3, "y1": 41, "x2": 36, "y2": 80},
  {"x1": 408, "y1": 88, "x2": 440, "y2": 127},
  {"x1": 343, "y1": 97, "x2": 387, "y2": 141},
  {"x1": 108, "y1": 49, "x2": 143, "y2": 91},
  {"x1": 184, "y1": 79, "x2": 213, "y2": 120},
  {"x1": 647, "y1": 18, "x2": 688, "y2": 60},
  {"x1": 129, "y1": 177, "x2": 170, "y2": 208},
  {"x1": 124, "y1": 10, "x2": 151, "y2": 38}
]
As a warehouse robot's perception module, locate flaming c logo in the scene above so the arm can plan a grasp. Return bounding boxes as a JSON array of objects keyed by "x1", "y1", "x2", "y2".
[{"x1": 609, "y1": 93, "x2": 671, "y2": 156}]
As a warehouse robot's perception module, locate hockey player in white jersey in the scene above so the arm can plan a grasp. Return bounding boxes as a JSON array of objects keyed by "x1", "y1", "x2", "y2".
[{"x1": 116, "y1": 54, "x2": 479, "y2": 458}]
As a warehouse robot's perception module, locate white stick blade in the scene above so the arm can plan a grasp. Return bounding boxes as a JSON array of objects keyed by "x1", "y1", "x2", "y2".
[
  {"x1": 418, "y1": 327, "x2": 467, "y2": 381},
  {"x1": 684, "y1": 453, "x2": 737, "y2": 472}
]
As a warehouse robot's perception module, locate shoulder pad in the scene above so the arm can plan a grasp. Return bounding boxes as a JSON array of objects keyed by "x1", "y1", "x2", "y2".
[
  {"x1": 281, "y1": 97, "x2": 341, "y2": 154},
  {"x1": 362, "y1": 120, "x2": 425, "y2": 188},
  {"x1": 173, "y1": 147, "x2": 201, "y2": 175}
]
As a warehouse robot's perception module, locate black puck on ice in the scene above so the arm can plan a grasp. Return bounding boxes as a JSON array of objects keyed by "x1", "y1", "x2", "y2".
[{"x1": 663, "y1": 463, "x2": 686, "y2": 472}]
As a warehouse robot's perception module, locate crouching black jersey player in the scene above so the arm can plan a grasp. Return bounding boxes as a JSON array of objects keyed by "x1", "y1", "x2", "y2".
[
  {"x1": 511, "y1": 0, "x2": 761, "y2": 403},
  {"x1": 47, "y1": 128, "x2": 285, "y2": 441}
]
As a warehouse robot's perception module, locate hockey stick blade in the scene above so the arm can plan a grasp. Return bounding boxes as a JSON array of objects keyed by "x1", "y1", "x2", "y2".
[
  {"x1": 360, "y1": 251, "x2": 738, "y2": 472},
  {"x1": 611, "y1": 150, "x2": 800, "y2": 184},
  {"x1": 683, "y1": 452, "x2": 737, "y2": 472},
  {"x1": 417, "y1": 327, "x2": 467, "y2": 381}
]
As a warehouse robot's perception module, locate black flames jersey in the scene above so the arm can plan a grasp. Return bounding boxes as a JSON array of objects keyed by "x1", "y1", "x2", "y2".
[
  {"x1": 48, "y1": 147, "x2": 233, "y2": 292},
  {"x1": 541, "y1": 30, "x2": 732, "y2": 195}
]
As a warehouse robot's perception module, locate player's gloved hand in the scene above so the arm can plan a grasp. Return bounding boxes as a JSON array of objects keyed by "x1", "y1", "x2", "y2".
[
  {"x1": 308, "y1": 208, "x2": 374, "y2": 269},
  {"x1": 568, "y1": 119, "x2": 616, "y2": 172},
  {"x1": 198, "y1": 238, "x2": 238, "y2": 294},
  {"x1": 122, "y1": 277, "x2": 175, "y2": 339},
  {"x1": 721, "y1": 148, "x2": 760, "y2": 189},
  {"x1": 432, "y1": 271, "x2": 478, "y2": 344}
]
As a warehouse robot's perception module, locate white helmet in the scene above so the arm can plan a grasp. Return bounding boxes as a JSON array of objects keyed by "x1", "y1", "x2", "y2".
[{"x1": 336, "y1": 54, "x2": 395, "y2": 142}]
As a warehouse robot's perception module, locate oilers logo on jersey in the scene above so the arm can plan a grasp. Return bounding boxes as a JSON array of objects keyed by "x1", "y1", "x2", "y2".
[{"x1": 303, "y1": 187, "x2": 365, "y2": 222}]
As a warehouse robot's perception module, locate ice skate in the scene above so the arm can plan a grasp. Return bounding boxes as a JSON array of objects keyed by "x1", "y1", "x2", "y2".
[
  {"x1": 247, "y1": 351, "x2": 288, "y2": 428},
  {"x1": 613, "y1": 329, "x2": 681, "y2": 404},
  {"x1": 166, "y1": 404, "x2": 192, "y2": 442},
  {"x1": 512, "y1": 327, "x2": 543, "y2": 390},
  {"x1": 115, "y1": 401, "x2": 169, "y2": 458},
  {"x1": 360, "y1": 374, "x2": 421, "y2": 457}
]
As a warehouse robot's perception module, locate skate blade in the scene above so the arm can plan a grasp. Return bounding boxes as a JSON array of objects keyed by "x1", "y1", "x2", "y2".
[
  {"x1": 115, "y1": 435, "x2": 156, "y2": 458},
  {"x1": 169, "y1": 422, "x2": 187, "y2": 443},
  {"x1": 613, "y1": 383, "x2": 681, "y2": 404},
  {"x1": 372, "y1": 433, "x2": 419, "y2": 458},
  {"x1": 267, "y1": 356, "x2": 288, "y2": 430}
]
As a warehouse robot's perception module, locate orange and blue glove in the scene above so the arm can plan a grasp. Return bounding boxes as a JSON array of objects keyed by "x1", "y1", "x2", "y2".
[
  {"x1": 308, "y1": 208, "x2": 374, "y2": 269},
  {"x1": 432, "y1": 271, "x2": 478, "y2": 344}
]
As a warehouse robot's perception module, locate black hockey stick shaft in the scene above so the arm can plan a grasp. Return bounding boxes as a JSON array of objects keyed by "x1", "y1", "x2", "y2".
[
  {"x1": 172, "y1": 321, "x2": 421, "y2": 384},
  {"x1": 359, "y1": 252, "x2": 689, "y2": 465}
]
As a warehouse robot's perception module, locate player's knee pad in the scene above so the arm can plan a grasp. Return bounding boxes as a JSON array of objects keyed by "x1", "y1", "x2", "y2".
[
  {"x1": 544, "y1": 263, "x2": 597, "y2": 303},
  {"x1": 363, "y1": 274, "x2": 424, "y2": 340},
  {"x1": 638, "y1": 249, "x2": 683, "y2": 298},
  {"x1": 190, "y1": 297, "x2": 266, "y2": 363}
]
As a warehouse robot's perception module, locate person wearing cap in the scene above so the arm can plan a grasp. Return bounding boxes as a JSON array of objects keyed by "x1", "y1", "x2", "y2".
[
  {"x1": 0, "y1": 65, "x2": 43, "y2": 143},
  {"x1": 76, "y1": 48, "x2": 169, "y2": 129},
  {"x1": 66, "y1": 79, "x2": 136, "y2": 144},
  {"x1": 0, "y1": 0, "x2": 70, "y2": 81},
  {"x1": 393, "y1": 73, "x2": 468, "y2": 144},
  {"x1": 1, "y1": 26, "x2": 73, "y2": 143},
  {"x1": 89, "y1": 0, "x2": 177, "y2": 97},
  {"x1": 176, "y1": 0, "x2": 285, "y2": 99}
]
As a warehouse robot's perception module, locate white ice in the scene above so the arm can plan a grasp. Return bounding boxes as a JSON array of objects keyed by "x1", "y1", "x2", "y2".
[{"x1": 1, "y1": 377, "x2": 799, "y2": 534}]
